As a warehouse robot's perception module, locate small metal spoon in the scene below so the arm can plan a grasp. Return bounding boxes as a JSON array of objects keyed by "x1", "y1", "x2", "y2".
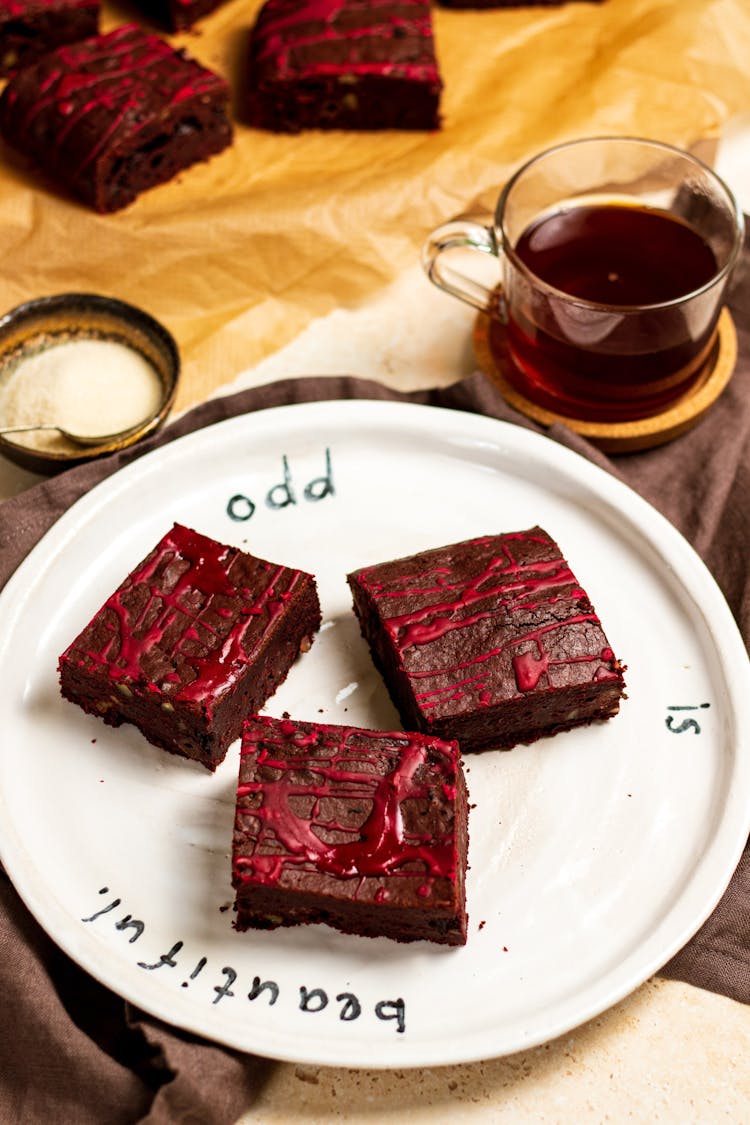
[{"x1": 0, "y1": 421, "x2": 144, "y2": 447}]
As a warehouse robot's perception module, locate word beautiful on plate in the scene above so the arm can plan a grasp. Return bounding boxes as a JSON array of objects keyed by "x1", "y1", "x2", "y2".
[{"x1": 82, "y1": 886, "x2": 407, "y2": 1034}]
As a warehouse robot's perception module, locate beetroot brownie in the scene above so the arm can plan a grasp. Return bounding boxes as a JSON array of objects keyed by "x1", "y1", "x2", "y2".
[
  {"x1": 0, "y1": 24, "x2": 233, "y2": 212},
  {"x1": 233, "y1": 716, "x2": 469, "y2": 945},
  {"x1": 58, "y1": 524, "x2": 321, "y2": 771},
  {"x1": 0, "y1": 0, "x2": 99, "y2": 76},
  {"x1": 348, "y1": 526, "x2": 626, "y2": 753},
  {"x1": 245, "y1": 0, "x2": 442, "y2": 132}
]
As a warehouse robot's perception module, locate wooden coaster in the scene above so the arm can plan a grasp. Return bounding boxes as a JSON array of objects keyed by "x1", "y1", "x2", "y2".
[{"x1": 473, "y1": 307, "x2": 737, "y2": 453}]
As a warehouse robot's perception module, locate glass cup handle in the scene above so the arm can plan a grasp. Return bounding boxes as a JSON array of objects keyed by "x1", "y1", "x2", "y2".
[{"x1": 421, "y1": 215, "x2": 506, "y2": 319}]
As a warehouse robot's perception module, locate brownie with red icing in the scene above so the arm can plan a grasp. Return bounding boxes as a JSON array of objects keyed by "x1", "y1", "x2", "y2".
[
  {"x1": 58, "y1": 524, "x2": 321, "y2": 771},
  {"x1": 0, "y1": 0, "x2": 99, "y2": 76},
  {"x1": 348, "y1": 526, "x2": 625, "y2": 753},
  {"x1": 0, "y1": 24, "x2": 233, "y2": 212},
  {"x1": 245, "y1": 0, "x2": 442, "y2": 132},
  {"x1": 232, "y1": 715, "x2": 469, "y2": 945}
]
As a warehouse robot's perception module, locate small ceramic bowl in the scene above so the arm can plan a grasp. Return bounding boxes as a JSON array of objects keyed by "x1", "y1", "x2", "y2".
[{"x1": 0, "y1": 292, "x2": 180, "y2": 474}]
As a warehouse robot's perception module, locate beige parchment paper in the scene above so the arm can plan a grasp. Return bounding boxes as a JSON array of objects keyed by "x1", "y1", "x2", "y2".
[{"x1": 1, "y1": 0, "x2": 749, "y2": 415}]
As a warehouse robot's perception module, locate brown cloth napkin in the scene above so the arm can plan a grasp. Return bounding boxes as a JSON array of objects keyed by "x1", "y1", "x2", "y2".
[{"x1": 1, "y1": 250, "x2": 749, "y2": 1119}]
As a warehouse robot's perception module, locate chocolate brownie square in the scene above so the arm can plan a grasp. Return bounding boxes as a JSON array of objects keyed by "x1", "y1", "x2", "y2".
[
  {"x1": 348, "y1": 526, "x2": 625, "y2": 753},
  {"x1": 233, "y1": 715, "x2": 469, "y2": 945},
  {"x1": 245, "y1": 0, "x2": 442, "y2": 132},
  {"x1": 0, "y1": 24, "x2": 233, "y2": 212},
  {"x1": 0, "y1": 0, "x2": 99, "y2": 76},
  {"x1": 58, "y1": 524, "x2": 321, "y2": 771}
]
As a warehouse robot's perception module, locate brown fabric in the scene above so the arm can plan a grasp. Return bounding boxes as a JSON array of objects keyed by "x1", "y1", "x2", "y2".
[
  {"x1": 0, "y1": 867, "x2": 270, "y2": 1124},
  {"x1": 1, "y1": 249, "x2": 749, "y2": 1118}
]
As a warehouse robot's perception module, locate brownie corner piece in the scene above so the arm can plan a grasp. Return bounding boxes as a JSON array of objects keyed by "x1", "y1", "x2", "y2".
[
  {"x1": 0, "y1": 24, "x2": 233, "y2": 212},
  {"x1": 232, "y1": 716, "x2": 469, "y2": 945},
  {"x1": 347, "y1": 526, "x2": 626, "y2": 753},
  {"x1": 58, "y1": 524, "x2": 321, "y2": 771},
  {"x1": 246, "y1": 0, "x2": 442, "y2": 133},
  {"x1": 0, "y1": 0, "x2": 100, "y2": 77}
]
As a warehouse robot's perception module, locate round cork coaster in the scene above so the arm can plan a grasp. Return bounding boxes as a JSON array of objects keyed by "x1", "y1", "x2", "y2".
[{"x1": 473, "y1": 306, "x2": 737, "y2": 453}]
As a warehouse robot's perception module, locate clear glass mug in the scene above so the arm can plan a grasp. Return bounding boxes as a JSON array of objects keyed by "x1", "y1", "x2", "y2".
[{"x1": 422, "y1": 136, "x2": 744, "y2": 422}]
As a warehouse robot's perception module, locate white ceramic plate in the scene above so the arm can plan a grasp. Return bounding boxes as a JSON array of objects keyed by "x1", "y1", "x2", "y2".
[{"x1": 0, "y1": 400, "x2": 748, "y2": 1069}]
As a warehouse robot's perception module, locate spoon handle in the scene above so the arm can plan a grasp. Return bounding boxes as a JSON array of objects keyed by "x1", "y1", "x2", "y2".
[{"x1": 0, "y1": 424, "x2": 64, "y2": 436}]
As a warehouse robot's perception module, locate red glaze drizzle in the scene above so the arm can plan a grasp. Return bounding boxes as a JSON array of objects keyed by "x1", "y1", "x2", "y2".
[
  {"x1": 234, "y1": 717, "x2": 460, "y2": 900},
  {"x1": 0, "y1": 24, "x2": 229, "y2": 175},
  {"x1": 353, "y1": 529, "x2": 622, "y2": 715},
  {"x1": 252, "y1": 0, "x2": 439, "y2": 83},
  {"x1": 63, "y1": 524, "x2": 305, "y2": 711}
]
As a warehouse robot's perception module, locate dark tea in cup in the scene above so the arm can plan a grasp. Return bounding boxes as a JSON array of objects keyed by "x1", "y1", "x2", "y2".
[
  {"x1": 422, "y1": 138, "x2": 743, "y2": 422},
  {"x1": 507, "y1": 202, "x2": 719, "y2": 419}
]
